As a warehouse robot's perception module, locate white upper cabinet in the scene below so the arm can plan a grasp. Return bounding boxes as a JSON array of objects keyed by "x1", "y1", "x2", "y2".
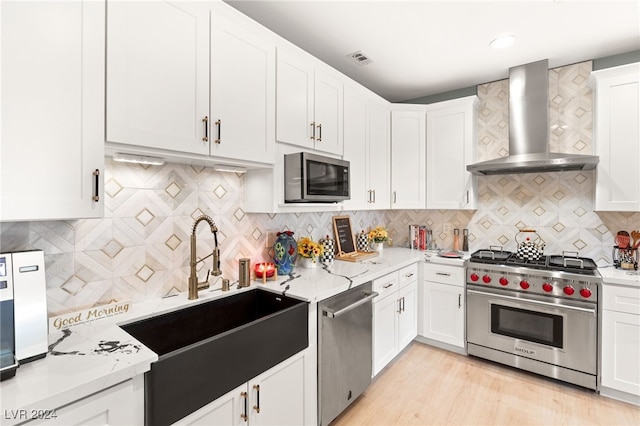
[
  {"x1": 342, "y1": 87, "x2": 391, "y2": 210},
  {"x1": 1, "y1": 0, "x2": 105, "y2": 221},
  {"x1": 106, "y1": 1, "x2": 275, "y2": 165},
  {"x1": 590, "y1": 62, "x2": 640, "y2": 212},
  {"x1": 276, "y1": 47, "x2": 344, "y2": 156},
  {"x1": 368, "y1": 99, "x2": 392, "y2": 209},
  {"x1": 106, "y1": 0, "x2": 210, "y2": 155},
  {"x1": 209, "y1": 4, "x2": 275, "y2": 163},
  {"x1": 425, "y1": 96, "x2": 478, "y2": 210},
  {"x1": 390, "y1": 106, "x2": 426, "y2": 209}
]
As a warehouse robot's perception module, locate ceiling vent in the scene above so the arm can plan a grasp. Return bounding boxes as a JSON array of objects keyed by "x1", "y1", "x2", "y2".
[{"x1": 347, "y1": 50, "x2": 372, "y2": 66}]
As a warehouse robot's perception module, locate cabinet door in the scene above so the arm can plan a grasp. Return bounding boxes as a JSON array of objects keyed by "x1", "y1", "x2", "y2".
[
  {"x1": 106, "y1": 0, "x2": 209, "y2": 155},
  {"x1": 426, "y1": 96, "x2": 478, "y2": 210},
  {"x1": 343, "y1": 87, "x2": 369, "y2": 210},
  {"x1": 176, "y1": 384, "x2": 245, "y2": 426},
  {"x1": 210, "y1": 11, "x2": 275, "y2": 163},
  {"x1": 368, "y1": 100, "x2": 391, "y2": 209},
  {"x1": 250, "y1": 353, "x2": 306, "y2": 426},
  {"x1": 1, "y1": 0, "x2": 104, "y2": 221},
  {"x1": 398, "y1": 281, "x2": 418, "y2": 350},
  {"x1": 591, "y1": 63, "x2": 640, "y2": 212},
  {"x1": 24, "y1": 380, "x2": 137, "y2": 425},
  {"x1": 276, "y1": 48, "x2": 314, "y2": 150},
  {"x1": 313, "y1": 70, "x2": 343, "y2": 155},
  {"x1": 390, "y1": 109, "x2": 426, "y2": 209},
  {"x1": 373, "y1": 294, "x2": 399, "y2": 376},
  {"x1": 601, "y1": 310, "x2": 640, "y2": 396},
  {"x1": 421, "y1": 281, "x2": 465, "y2": 348}
]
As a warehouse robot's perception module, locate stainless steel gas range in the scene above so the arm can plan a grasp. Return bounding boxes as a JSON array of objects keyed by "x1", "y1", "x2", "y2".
[{"x1": 465, "y1": 248, "x2": 602, "y2": 390}]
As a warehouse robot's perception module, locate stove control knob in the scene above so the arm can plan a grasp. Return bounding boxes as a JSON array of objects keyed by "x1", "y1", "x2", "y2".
[
  {"x1": 520, "y1": 280, "x2": 530, "y2": 290},
  {"x1": 580, "y1": 288, "x2": 592, "y2": 299},
  {"x1": 542, "y1": 283, "x2": 553, "y2": 293},
  {"x1": 499, "y1": 277, "x2": 509, "y2": 286},
  {"x1": 470, "y1": 273, "x2": 479, "y2": 282},
  {"x1": 563, "y1": 286, "x2": 575, "y2": 296},
  {"x1": 482, "y1": 275, "x2": 491, "y2": 284}
]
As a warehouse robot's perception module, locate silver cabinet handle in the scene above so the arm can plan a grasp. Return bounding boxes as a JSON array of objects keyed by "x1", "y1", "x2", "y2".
[
  {"x1": 382, "y1": 282, "x2": 394, "y2": 289},
  {"x1": 372, "y1": 189, "x2": 376, "y2": 203},
  {"x1": 393, "y1": 191, "x2": 397, "y2": 203},
  {"x1": 436, "y1": 272, "x2": 451, "y2": 276},
  {"x1": 458, "y1": 293, "x2": 461, "y2": 308},
  {"x1": 323, "y1": 291, "x2": 379, "y2": 318},
  {"x1": 405, "y1": 273, "x2": 414, "y2": 278},
  {"x1": 316, "y1": 123, "x2": 322, "y2": 141},
  {"x1": 310, "y1": 122, "x2": 316, "y2": 140}
]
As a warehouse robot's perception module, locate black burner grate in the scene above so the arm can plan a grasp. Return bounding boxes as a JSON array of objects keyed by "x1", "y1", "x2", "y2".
[{"x1": 469, "y1": 249, "x2": 598, "y2": 275}]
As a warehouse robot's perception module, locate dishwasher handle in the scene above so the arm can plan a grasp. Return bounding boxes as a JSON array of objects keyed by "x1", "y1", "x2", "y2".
[{"x1": 323, "y1": 291, "x2": 379, "y2": 318}]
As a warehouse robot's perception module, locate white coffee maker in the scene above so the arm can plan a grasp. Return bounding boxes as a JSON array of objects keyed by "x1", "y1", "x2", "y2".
[{"x1": 0, "y1": 250, "x2": 48, "y2": 380}]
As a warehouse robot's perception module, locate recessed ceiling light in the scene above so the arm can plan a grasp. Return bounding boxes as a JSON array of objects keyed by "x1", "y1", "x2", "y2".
[{"x1": 490, "y1": 35, "x2": 516, "y2": 49}]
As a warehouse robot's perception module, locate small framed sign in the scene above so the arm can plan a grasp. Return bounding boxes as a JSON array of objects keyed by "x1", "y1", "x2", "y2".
[{"x1": 332, "y1": 215, "x2": 378, "y2": 262}]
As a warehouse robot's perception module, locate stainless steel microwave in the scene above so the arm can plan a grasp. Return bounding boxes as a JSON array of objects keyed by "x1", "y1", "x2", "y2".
[{"x1": 284, "y1": 153, "x2": 350, "y2": 203}]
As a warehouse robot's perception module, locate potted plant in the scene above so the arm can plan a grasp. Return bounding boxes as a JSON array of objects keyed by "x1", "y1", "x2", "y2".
[
  {"x1": 297, "y1": 236, "x2": 324, "y2": 268},
  {"x1": 368, "y1": 226, "x2": 388, "y2": 252}
]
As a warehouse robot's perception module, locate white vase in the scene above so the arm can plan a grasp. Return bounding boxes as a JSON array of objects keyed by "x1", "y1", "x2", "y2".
[
  {"x1": 299, "y1": 257, "x2": 318, "y2": 268},
  {"x1": 371, "y1": 242, "x2": 384, "y2": 253}
]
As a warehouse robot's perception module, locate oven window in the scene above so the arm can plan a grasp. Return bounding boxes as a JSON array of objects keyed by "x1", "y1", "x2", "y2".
[{"x1": 490, "y1": 304, "x2": 563, "y2": 348}]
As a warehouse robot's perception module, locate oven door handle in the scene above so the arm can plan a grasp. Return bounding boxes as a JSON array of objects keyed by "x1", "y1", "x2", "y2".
[{"x1": 467, "y1": 289, "x2": 597, "y2": 314}]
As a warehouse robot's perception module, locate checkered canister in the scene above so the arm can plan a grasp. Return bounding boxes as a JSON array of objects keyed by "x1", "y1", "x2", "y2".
[
  {"x1": 319, "y1": 235, "x2": 335, "y2": 263},
  {"x1": 356, "y1": 231, "x2": 369, "y2": 252}
]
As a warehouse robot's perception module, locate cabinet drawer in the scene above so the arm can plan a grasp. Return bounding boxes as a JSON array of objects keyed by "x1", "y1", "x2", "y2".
[
  {"x1": 398, "y1": 263, "x2": 418, "y2": 288},
  {"x1": 603, "y1": 284, "x2": 640, "y2": 315},
  {"x1": 423, "y1": 263, "x2": 463, "y2": 286},
  {"x1": 373, "y1": 271, "x2": 399, "y2": 300}
]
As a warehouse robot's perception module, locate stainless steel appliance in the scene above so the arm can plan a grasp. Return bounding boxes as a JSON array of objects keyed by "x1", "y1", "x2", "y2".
[
  {"x1": 318, "y1": 283, "x2": 378, "y2": 426},
  {"x1": 466, "y1": 248, "x2": 601, "y2": 390},
  {"x1": 284, "y1": 152, "x2": 350, "y2": 203},
  {"x1": 467, "y1": 59, "x2": 599, "y2": 175},
  {"x1": 0, "y1": 250, "x2": 48, "y2": 364}
]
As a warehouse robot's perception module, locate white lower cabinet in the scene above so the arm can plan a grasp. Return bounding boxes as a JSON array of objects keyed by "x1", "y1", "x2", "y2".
[
  {"x1": 419, "y1": 263, "x2": 466, "y2": 351},
  {"x1": 601, "y1": 283, "x2": 640, "y2": 405},
  {"x1": 176, "y1": 351, "x2": 307, "y2": 426},
  {"x1": 20, "y1": 379, "x2": 140, "y2": 425},
  {"x1": 372, "y1": 264, "x2": 418, "y2": 376}
]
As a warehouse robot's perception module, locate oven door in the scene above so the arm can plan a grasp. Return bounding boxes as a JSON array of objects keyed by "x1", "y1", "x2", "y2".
[{"x1": 467, "y1": 286, "x2": 597, "y2": 374}]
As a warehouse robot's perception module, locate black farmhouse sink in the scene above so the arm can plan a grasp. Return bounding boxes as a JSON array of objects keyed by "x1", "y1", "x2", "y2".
[{"x1": 120, "y1": 288, "x2": 309, "y2": 426}]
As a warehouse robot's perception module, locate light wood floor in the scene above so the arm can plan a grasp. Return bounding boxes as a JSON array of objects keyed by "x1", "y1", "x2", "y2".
[{"x1": 332, "y1": 342, "x2": 640, "y2": 426}]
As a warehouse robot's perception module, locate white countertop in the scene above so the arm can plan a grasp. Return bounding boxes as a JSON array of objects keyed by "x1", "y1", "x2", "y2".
[
  {"x1": 598, "y1": 266, "x2": 640, "y2": 287},
  {"x1": 1, "y1": 247, "x2": 439, "y2": 421}
]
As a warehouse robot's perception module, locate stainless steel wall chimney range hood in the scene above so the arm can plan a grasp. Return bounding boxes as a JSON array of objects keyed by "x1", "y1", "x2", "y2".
[{"x1": 466, "y1": 59, "x2": 599, "y2": 175}]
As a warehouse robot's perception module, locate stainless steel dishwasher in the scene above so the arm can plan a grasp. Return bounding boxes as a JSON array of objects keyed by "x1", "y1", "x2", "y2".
[{"x1": 318, "y1": 282, "x2": 378, "y2": 426}]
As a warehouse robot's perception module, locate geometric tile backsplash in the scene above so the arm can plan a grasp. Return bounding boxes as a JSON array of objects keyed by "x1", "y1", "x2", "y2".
[{"x1": 1, "y1": 60, "x2": 638, "y2": 316}]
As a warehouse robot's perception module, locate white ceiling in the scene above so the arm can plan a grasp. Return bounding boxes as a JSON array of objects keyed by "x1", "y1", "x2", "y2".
[{"x1": 224, "y1": 0, "x2": 640, "y2": 102}]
